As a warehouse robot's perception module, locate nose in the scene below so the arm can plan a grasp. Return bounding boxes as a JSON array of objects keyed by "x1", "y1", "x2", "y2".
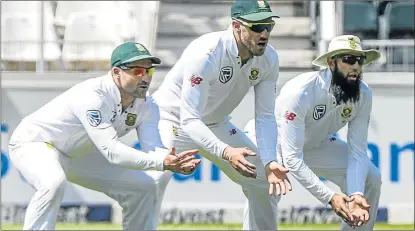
[
  {"x1": 141, "y1": 74, "x2": 150, "y2": 82},
  {"x1": 351, "y1": 61, "x2": 360, "y2": 69},
  {"x1": 260, "y1": 29, "x2": 271, "y2": 38}
]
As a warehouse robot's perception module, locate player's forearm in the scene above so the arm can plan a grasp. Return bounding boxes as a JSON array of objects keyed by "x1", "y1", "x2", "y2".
[
  {"x1": 347, "y1": 155, "x2": 370, "y2": 195},
  {"x1": 255, "y1": 114, "x2": 278, "y2": 166},
  {"x1": 181, "y1": 118, "x2": 228, "y2": 158},
  {"x1": 284, "y1": 154, "x2": 335, "y2": 205},
  {"x1": 101, "y1": 139, "x2": 167, "y2": 171},
  {"x1": 85, "y1": 124, "x2": 167, "y2": 171}
]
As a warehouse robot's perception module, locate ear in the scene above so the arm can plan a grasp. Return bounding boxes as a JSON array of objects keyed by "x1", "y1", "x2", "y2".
[
  {"x1": 232, "y1": 20, "x2": 241, "y2": 32},
  {"x1": 113, "y1": 67, "x2": 120, "y2": 75},
  {"x1": 328, "y1": 57, "x2": 335, "y2": 69}
]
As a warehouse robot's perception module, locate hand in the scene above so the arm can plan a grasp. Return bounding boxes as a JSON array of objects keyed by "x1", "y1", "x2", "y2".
[
  {"x1": 329, "y1": 193, "x2": 355, "y2": 226},
  {"x1": 265, "y1": 161, "x2": 292, "y2": 196},
  {"x1": 349, "y1": 194, "x2": 371, "y2": 227},
  {"x1": 222, "y1": 146, "x2": 257, "y2": 178},
  {"x1": 163, "y1": 147, "x2": 201, "y2": 175}
]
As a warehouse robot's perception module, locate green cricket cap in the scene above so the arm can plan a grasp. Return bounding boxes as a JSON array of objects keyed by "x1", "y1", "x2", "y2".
[
  {"x1": 231, "y1": 0, "x2": 279, "y2": 21},
  {"x1": 110, "y1": 42, "x2": 161, "y2": 67}
]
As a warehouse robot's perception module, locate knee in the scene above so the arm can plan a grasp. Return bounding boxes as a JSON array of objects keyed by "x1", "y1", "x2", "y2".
[
  {"x1": 129, "y1": 176, "x2": 157, "y2": 195},
  {"x1": 243, "y1": 183, "x2": 273, "y2": 199},
  {"x1": 368, "y1": 167, "x2": 382, "y2": 190},
  {"x1": 39, "y1": 174, "x2": 67, "y2": 199},
  {"x1": 243, "y1": 119, "x2": 257, "y2": 144},
  {"x1": 149, "y1": 171, "x2": 173, "y2": 191}
]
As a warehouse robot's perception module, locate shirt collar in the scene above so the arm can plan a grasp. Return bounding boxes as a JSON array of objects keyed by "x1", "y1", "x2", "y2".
[
  {"x1": 319, "y1": 68, "x2": 332, "y2": 92},
  {"x1": 224, "y1": 26, "x2": 239, "y2": 57},
  {"x1": 102, "y1": 71, "x2": 122, "y2": 106},
  {"x1": 224, "y1": 25, "x2": 255, "y2": 66}
]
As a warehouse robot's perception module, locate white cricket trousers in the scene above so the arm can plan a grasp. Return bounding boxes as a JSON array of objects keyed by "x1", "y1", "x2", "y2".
[
  {"x1": 150, "y1": 119, "x2": 280, "y2": 230},
  {"x1": 8, "y1": 142, "x2": 158, "y2": 230},
  {"x1": 245, "y1": 124, "x2": 382, "y2": 231}
]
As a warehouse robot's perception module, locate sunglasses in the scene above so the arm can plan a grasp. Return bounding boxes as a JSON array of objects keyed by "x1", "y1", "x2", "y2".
[
  {"x1": 118, "y1": 65, "x2": 156, "y2": 77},
  {"x1": 236, "y1": 19, "x2": 275, "y2": 33},
  {"x1": 335, "y1": 55, "x2": 366, "y2": 66}
]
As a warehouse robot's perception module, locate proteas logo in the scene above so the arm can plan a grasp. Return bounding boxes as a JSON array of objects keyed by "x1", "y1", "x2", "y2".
[{"x1": 258, "y1": 0, "x2": 267, "y2": 8}]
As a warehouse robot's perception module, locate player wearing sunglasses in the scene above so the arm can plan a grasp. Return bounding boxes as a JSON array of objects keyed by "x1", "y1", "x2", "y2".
[
  {"x1": 232, "y1": 17, "x2": 276, "y2": 63},
  {"x1": 8, "y1": 42, "x2": 201, "y2": 230},
  {"x1": 244, "y1": 35, "x2": 382, "y2": 230},
  {"x1": 150, "y1": 1, "x2": 291, "y2": 230}
]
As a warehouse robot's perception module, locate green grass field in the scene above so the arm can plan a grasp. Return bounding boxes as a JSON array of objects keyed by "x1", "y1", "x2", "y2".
[{"x1": 2, "y1": 223, "x2": 414, "y2": 230}]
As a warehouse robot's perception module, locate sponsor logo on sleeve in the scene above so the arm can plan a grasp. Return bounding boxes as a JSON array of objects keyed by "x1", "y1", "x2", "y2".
[
  {"x1": 86, "y1": 110, "x2": 102, "y2": 127},
  {"x1": 284, "y1": 111, "x2": 297, "y2": 121},
  {"x1": 190, "y1": 75, "x2": 203, "y2": 87}
]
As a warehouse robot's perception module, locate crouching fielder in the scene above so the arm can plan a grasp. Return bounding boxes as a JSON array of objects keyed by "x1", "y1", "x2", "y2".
[
  {"x1": 245, "y1": 35, "x2": 382, "y2": 230},
  {"x1": 151, "y1": 1, "x2": 293, "y2": 229},
  {"x1": 8, "y1": 42, "x2": 200, "y2": 230}
]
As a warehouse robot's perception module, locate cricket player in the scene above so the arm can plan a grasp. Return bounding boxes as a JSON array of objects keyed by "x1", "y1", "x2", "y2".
[
  {"x1": 244, "y1": 35, "x2": 382, "y2": 229},
  {"x1": 8, "y1": 42, "x2": 201, "y2": 230},
  {"x1": 150, "y1": 1, "x2": 292, "y2": 230}
]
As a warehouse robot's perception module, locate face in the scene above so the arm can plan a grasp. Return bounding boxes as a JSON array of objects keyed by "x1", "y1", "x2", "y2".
[
  {"x1": 328, "y1": 53, "x2": 365, "y2": 104},
  {"x1": 113, "y1": 59, "x2": 155, "y2": 99},
  {"x1": 233, "y1": 18, "x2": 274, "y2": 56}
]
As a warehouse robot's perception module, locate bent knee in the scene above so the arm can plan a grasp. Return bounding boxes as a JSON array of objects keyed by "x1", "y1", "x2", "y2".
[
  {"x1": 369, "y1": 167, "x2": 382, "y2": 189},
  {"x1": 127, "y1": 176, "x2": 157, "y2": 195},
  {"x1": 39, "y1": 174, "x2": 67, "y2": 198},
  {"x1": 145, "y1": 171, "x2": 172, "y2": 190}
]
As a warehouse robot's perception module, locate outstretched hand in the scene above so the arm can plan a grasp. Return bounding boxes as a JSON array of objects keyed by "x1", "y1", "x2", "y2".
[
  {"x1": 163, "y1": 147, "x2": 201, "y2": 175},
  {"x1": 349, "y1": 194, "x2": 371, "y2": 227},
  {"x1": 265, "y1": 161, "x2": 292, "y2": 196},
  {"x1": 329, "y1": 193, "x2": 355, "y2": 226},
  {"x1": 222, "y1": 146, "x2": 257, "y2": 178}
]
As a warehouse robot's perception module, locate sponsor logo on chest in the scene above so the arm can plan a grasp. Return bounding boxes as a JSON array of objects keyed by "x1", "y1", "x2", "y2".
[
  {"x1": 219, "y1": 66, "x2": 233, "y2": 83},
  {"x1": 86, "y1": 110, "x2": 102, "y2": 127},
  {"x1": 313, "y1": 105, "x2": 326, "y2": 120}
]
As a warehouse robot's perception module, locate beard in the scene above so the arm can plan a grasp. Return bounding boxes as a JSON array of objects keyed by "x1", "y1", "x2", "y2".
[
  {"x1": 118, "y1": 77, "x2": 149, "y2": 99},
  {"x1": 241, "y1": 36, "x2": 266, "y2": 57},
  {"x1": 131, "y1": 83, "x2": 149, "y2": 99},
  {"x1": 330, "y1": 63, "x2": 362, "y2": 105},
  {"x1": 249, "y1": 40, "x2": 267, "y2": 56}
]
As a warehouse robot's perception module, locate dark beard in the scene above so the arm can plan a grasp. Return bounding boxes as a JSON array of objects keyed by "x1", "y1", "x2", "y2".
[{"x1": 330, "y1": 63, "x2": 361, "y2": 105}]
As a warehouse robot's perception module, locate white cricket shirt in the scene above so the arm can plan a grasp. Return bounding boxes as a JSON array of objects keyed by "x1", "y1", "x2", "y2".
[
  {"x1": 9, "y1": 72, "x2": 168, "y2": 171},
  {"x1": 153, "y1": 26, "x2": 280, "y2": 166},
  {"x1": 275, "y1": 68, "x2": 373, "y2": 204}
]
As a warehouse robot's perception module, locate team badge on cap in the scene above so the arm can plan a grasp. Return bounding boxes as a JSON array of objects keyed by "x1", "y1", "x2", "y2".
[
  {"x1": 258, "y1": 0, "x2": 266, "y2": 8},
  {"x1": 348, "y1": 37, "x2": 357, "y2": 49},
  {"x1": 135, "y1": 44, "x2": 147, "y2": 52}
]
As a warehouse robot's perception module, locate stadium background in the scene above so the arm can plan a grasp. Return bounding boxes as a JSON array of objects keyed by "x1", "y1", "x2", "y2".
[{"x1": 1, "y1": 1, "x2": 414, "y2": 230}]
